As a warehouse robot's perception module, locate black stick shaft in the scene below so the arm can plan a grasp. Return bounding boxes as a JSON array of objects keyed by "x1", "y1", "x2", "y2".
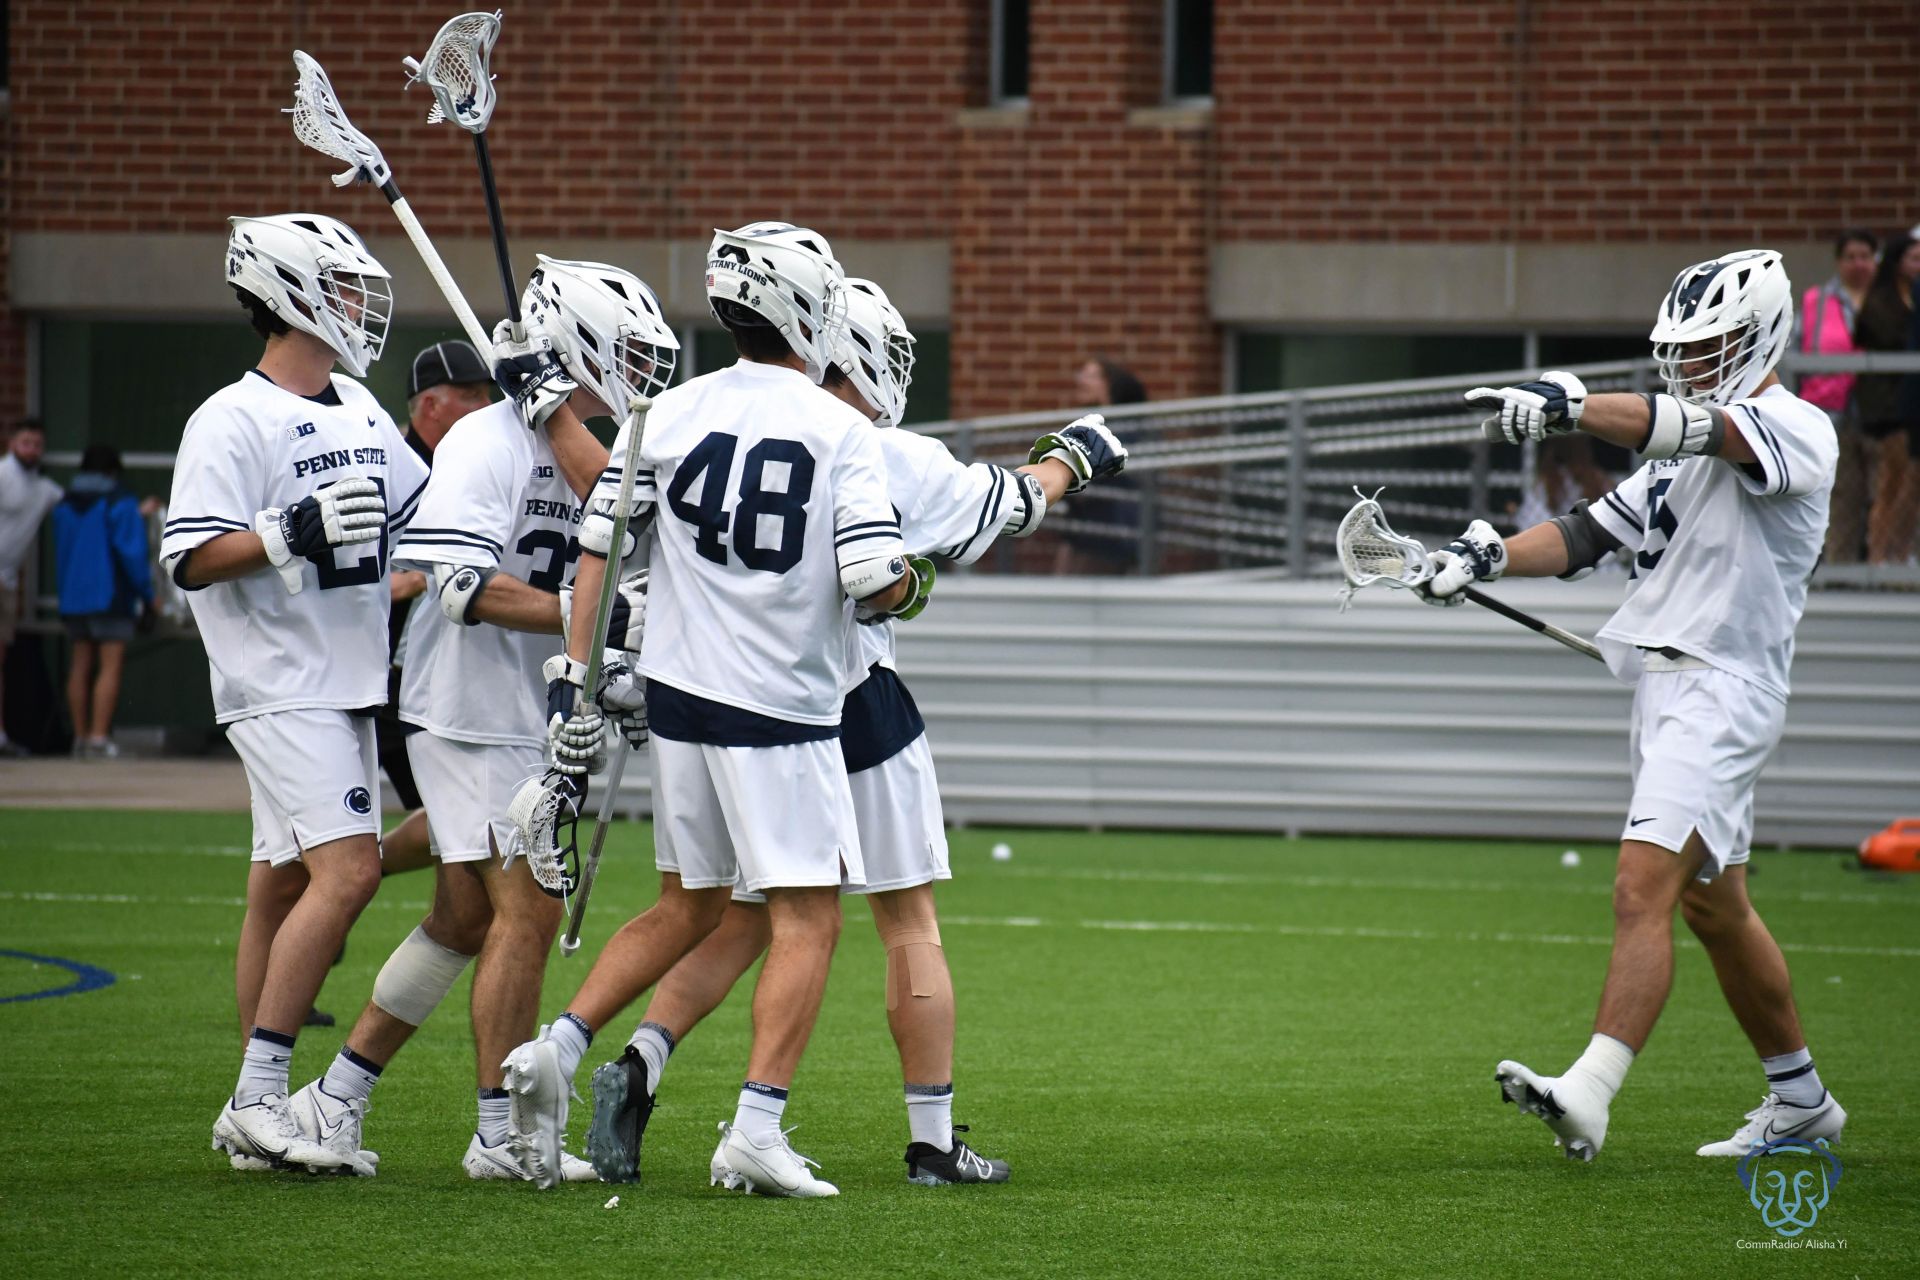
[
  {"x1": 472, "y1": 132, "x2": 518, "y2": 322},
  {"x1": 1462, "y1": 586, "x2": 1603, "y2": 662}
]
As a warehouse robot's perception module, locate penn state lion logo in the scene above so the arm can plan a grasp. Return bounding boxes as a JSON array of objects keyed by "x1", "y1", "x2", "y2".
[{"x1": 1737, "y1": 1139, "x2": 1841, "y2": 1238}]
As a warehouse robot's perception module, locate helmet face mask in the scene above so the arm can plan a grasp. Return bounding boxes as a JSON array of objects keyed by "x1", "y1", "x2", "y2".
[
  {"x1": 705, "y1": 222, "x2": 849, "y2": 383},
  {"x1": 227, "y1": 213, "x2": 392, "y2": 376},
  {"x1": 1649, "y1": 249, "x2": 1792, "y2": 406},
  {"x1": 835, "y1": 278, "x2": 916, "y2": 426},
  {"x1": 522, "y1": 255, "x2": 679, "y2": 413}
]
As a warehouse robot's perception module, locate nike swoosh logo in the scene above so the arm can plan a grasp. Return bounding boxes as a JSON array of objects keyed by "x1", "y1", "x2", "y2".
[{"x1": 1629, "y1": 817, "x2": 1658, "y2": 827}]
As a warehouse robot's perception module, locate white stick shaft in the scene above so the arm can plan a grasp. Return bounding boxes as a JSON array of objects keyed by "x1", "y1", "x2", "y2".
[
  {"x1": 387, "y1": 195, "x2": 490, "y2": 352},
  {"x1": 579, "y1": 398, "x2": 650, "y2": 698}
]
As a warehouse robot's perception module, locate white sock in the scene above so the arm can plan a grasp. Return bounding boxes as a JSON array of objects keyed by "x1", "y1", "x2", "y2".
[
  {"x1": 548, "y1": 1013, "x2": 592, "y2": 1082},
  {"x1": 905, "y1": 1083, "x2": 954, "y2": 1151},
  {"x1": 235, "y1": 1029, "x2": 296, "y2": 1108},
  {"x1": 1761, "y1": 1047, "x2": 1824, "y2": 1108},
  {"x1": 1568, "y1": 1033, "x2": 1636, "y2": 1102},
  {"x1": 321, "y1": 1047, "x2": 382, "y2": 1105},
  {"x1": 733, "y1": 1082, "x2": 788, "y2": 1145},
  {"x1": 628, "y1": 1022, "x2": 676, "y2": 1097},
  {"x1": 477, "y1": 1088, "x2": 510, "y2": 1146}
]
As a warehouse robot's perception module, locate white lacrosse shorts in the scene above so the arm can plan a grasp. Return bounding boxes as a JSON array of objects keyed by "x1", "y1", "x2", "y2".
[
  {"x1": 1623, "y1": 665, "x2": 1787, "y2": 881},
  {"x1": 733, "y1": 733, "x2": 951, "y2": 904},
  {"x1": 651, "y1": 734, "x2": 865, "y2": 895},
  {"x1": 226, "y1": 708, "x2": 381, "y2": 867},
  {"x1": 407, "y1": 731, "x2": 543, "y2": 864}
]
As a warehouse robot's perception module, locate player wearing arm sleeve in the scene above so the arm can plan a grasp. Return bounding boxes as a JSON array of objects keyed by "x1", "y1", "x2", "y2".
[
  {"x1": 505, "y1": 223, "x2": 913, "y2": 1197},
  {"x1": 599, "y1": 278, "x2": 1128, "y2": 1190},
  {"x1": 282, "y1": 259, "x2": 673, "y2": 1184},
  {"x1": 1423, "y1": 250, "x2": 1845, "y2": 1165},
  {"x1": 169, "y1": 214, "x2": 412, "y2": 1177}
]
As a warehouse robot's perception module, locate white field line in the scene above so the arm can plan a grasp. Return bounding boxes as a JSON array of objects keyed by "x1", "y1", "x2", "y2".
[
  {"x1": 938, "y1": 914, "x2": 1920, "y2": 960},
  {"x1": 988, "y1": 864, "x2": 1914, "y2": 908},
  {"x1": 4, "y1": 892, "x2": 1910, "y2": 957}
]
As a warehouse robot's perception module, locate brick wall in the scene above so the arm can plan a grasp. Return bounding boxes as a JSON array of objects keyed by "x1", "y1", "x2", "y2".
[
  {"x1": 6, "y1": 0, "x2": 1917, "y2": 420},
  {"x1": 1213, "y1": 0, "x2": 1920, "y2": 243}
]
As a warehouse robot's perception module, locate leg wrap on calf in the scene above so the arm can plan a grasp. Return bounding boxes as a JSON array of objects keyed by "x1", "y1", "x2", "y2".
[
  {"x1": 882, "y1": 921, "x2": 944, "y2": 1013},
  {"x1": 371, "y1": 924, "x2": 474, "y2": 1027}
]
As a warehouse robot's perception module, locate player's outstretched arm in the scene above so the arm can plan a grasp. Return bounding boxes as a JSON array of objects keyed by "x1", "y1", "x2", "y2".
[{"x1": 1576, "y1": 393, "x2": 1761, "y2": 467}]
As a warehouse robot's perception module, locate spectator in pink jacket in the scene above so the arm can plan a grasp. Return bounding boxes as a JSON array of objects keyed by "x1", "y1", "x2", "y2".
[{"x1": 1797, "y1": 229, "x2": 1878, "y2": 562}]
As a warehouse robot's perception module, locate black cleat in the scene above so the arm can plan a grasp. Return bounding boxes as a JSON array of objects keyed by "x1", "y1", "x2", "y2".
[
  {"x1": 904, "y1": 1126, "x2": 1009, "y2": 1185},
  {"x1": 585, "y1": 1046, "x2": 654, "y2": 1184},
  {"x1": 303, "y1": 1006, "x2": 336, "y2": 1028}
]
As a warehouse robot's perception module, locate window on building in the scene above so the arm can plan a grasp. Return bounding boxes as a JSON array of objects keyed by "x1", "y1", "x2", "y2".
[
  {"x1": 1232, "y1": 331, "x2": 1528, "y2": 394},
  {"x1": 991, "y1": 0, "x2": 1030, "y2": 105},
  {"x1": 1165, "y1": 0, "x2": 1212, "y2": 103}
]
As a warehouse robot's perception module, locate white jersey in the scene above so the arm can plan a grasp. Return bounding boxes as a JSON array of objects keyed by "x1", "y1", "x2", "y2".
[
  {"x1": 393, "y1": 400, "x2": 585, "y2": 747},
  {"x1": 1586, "y1": 383, "x2": 1836, "y2": 701},
  {"x1": 161, "y1": 370, "x2": 429, "y2": 723},
  {"x1": 606, "y1": 360, "x2": 904, "y2": 726},
  {"x1": 845, "y1": 428, "x2": 1038, "y2": 683}
]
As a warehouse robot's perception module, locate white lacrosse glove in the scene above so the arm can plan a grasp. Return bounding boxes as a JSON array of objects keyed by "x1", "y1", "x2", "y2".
[
  {"x1": 561, "y1": 569, "x2": 648, "y2": 652},
  {"x1": 1420, "y1": 519, "x2": 1507, "y2": 607},
  {"x1": 1464, "y1": 371, "x2": 1587, "y2": 444},
  {"x1": 599, "y1": 653, "x2": 650, "y2": 751},
  {"x1": 1029, "y1": 413, "x2": 1128, "y2": 493},
  {"x1": 542, "y1": 653, "x2": 609, "y2": 777},
  {"x1": 254, "y1": 477, "x2": 386, "y2": 595},
  {"x1": 491, "y1": 318, "x2": 577, "y2": 431}
]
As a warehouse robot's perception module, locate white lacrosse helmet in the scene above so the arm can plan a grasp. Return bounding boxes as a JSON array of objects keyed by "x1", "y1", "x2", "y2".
[
  {"x1": 705, "y1": 221, "x2": 849, "y2": 383},
  {"x1": 226, "y1": 213, "x2": 392, "y2": 376},
  {"x1": 521, "y1": 255, "x2": 680, "y2": 412},
  {"x1": 1649, "y1": 249, "x2": 1793, "y2": 406},
  {"x1": 835, "y1": 278, "x2": 917, "y2": 426}
]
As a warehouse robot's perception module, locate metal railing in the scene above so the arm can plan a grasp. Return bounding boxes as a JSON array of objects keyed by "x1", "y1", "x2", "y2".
[
  {"x1": 41, "y1": 352, "x2": 1920, "y2": 586},
  {"x1": 918, "y1": 353, "x2": 1920, "y2": 586}
]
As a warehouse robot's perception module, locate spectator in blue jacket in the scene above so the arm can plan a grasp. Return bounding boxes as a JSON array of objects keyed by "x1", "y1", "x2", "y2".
[{"x1": 53, "y1": 445, "x2": 152, "y2": 758}]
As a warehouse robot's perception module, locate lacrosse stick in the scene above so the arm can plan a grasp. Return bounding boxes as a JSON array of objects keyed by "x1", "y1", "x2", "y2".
[
  {"x1": 287, "y1": 50, "x2": 490, "y2": 352},
  {"x1": 558, "y1": 394, "x2": 653, "y2": 955},
  {"x1": 402, "y1": 11, "x2": 520, "y2": 323},
  {"x1": 1337, "y1": 489, "x2": 1603, "y2": 662}
]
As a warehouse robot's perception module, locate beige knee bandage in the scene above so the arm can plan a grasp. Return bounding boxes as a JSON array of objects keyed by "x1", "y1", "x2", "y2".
[
  {"x1": 371, "y1": 925, "x2": 473, "y2": 1026},
  {"x1": 882, "y1": 921, "x2": 943, "y2": 1012}
]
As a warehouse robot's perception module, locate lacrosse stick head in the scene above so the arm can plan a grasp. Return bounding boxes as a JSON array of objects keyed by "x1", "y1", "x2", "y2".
[
  {"x1": 505, "y1": 770, "x2": 585, "y2": 901},
  {"x1": 1336, "y1": 488, "x2": 1434, "y2": 608},
  {"x1": 402, "y1": 11, "x2": 502, "y2": 133},
  {"x1": 289, "y1": 51, "x2": 392, "y2": 189}
]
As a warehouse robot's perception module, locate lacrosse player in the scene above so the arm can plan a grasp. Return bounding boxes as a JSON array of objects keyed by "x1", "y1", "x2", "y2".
[
  {"x1": 586, "y1": 278, "x2": 1125, "y2": 1188},
  {"x1": 1429, "y1": 250, "x2": 1845, "y2": 1162},
  {"x1": 282, "y1": 258, "x2": 677, "y2": 1180},
  {"x1": 162, "y1": 214, "x2": 426, "y2": 1174},
  {"x1": 373, "y1": 340, "x2": 497, "y2": 878},
  {"x1": 503, "y1": 223, "x2": 923, "y2": 1197}
]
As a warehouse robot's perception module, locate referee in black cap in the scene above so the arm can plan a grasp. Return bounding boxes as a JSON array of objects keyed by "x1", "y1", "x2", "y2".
[{"x1": 378, "y1": 339, "x2": 495, "y2": 876}]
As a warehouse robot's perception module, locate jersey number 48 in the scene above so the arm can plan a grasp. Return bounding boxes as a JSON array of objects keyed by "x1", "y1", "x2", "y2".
[{"x1": 664, "y1": 431, "x2": 816, "y2": 575}]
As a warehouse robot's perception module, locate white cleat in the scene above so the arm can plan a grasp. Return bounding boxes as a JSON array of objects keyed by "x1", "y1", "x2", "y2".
[
  {"x1": 1496, "y1": 1060, "x2": 1610, "y2": 1163},
  {"x1": 212, "y1": 1094, "x2": 356, "y2": 1175},
  {"x1": 716, "y1": 1124, "x2": 839, "y2": 1198},
  {"x1": 1696, "y1": 1091, "x2": 1847, "y2": 1157},
  {"x1": 502, "y1": 1029, "x2": 573, "y2": 1190},
  {"x1": 288, "y1": 1079, "x2": 378, "y2": 1177},
  {"x1": 708, "y1": 1121, "x2": 744, "y2": 1191},
  {"x1": 464, "y1": 1132, "x2": 600, "y2": 1182}
]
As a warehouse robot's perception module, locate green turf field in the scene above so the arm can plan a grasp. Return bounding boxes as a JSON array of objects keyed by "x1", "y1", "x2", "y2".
[{"x1": 3, "y1": 809, "x2": 1916, "y2": 1278}]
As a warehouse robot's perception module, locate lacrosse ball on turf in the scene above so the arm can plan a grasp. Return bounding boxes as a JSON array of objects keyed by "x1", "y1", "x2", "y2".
[
  {"x1": 604, "y1": 1195, "x2": 620, "y2": 1210},
  {"x1": 1560, "y1": 850, "x2": 1581, "y2": 868},
  {"x1": 991, "y1": 842, "x2": 1013, "y2": 862}
]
